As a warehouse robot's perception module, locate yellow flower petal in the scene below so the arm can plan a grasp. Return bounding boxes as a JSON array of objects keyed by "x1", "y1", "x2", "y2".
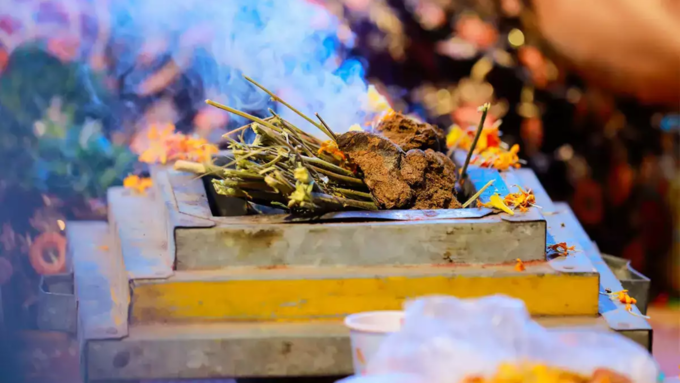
[
  {"x1": 123, "y1": 175, "x2": 140, "y2": 189},
  {"x1": 489, "y1": 194, "x2": 515, "y2": 215}
]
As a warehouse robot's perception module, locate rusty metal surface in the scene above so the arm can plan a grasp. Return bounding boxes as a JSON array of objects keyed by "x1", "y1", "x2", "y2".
[
  {"x1": 70, "y1": 221, "x2": 128, "y2": 340},
  {"x1": 37, "y1": 274, "x2": 77, "y2": 333},
  {"x1": 551, "y1": 202, "x2": 652, "y2": 350},
  {"x1": 108, "y1": 187, "x2": 174, "y2": 279}
]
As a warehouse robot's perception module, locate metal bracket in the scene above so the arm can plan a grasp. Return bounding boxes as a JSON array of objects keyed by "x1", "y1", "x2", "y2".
[{"x1": 37, "y1": 273, "x2": 77, "y2": 334}]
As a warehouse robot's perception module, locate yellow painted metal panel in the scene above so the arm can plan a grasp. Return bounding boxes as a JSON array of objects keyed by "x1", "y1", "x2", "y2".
[{"x1": 131, "y1": 272, "x2": 599, "y2": 323}]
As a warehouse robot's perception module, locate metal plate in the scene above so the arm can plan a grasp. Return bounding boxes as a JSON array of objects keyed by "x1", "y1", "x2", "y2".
[
  {"x1": 551, "y1": 202, "x2": 652, "y2": 349},
  {"x1": 108, "y1": 187, "x2": 174, "y2": 279},
  {"x1": 280, "y1": 208, "x2": 493, "y2": 223},
  {"x1": 503, "y1": 169, "x2": 556, "y2": 213},
  {"x1": 466, "y1": 167, "x2": 510, "y2": 203},
  {"x1": 70, "y1": 221, "x2": 129, "y2": 340},
  {"x1": 162, "y1": 168, "x2": 547, "y2": 269},
  {"x1": 602, "y1": 254, "x2": 650, "y2": 315},
  {"x1": 86, "y1": 317, "x2": 608, "y2": 381},
  {"x1": 37, "y1": 274, "x2": 77, "y2": 334}
]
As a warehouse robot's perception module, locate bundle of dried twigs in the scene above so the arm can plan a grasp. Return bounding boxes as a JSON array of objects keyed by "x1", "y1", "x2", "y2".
[{"x1": 195, "y1": 75, "x2": 377, "y2": 214}]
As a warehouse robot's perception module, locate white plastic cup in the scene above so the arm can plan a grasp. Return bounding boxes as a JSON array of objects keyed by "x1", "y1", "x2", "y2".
[{"x1": 344, "y1": 311, "x2": 405, "y2": 375}]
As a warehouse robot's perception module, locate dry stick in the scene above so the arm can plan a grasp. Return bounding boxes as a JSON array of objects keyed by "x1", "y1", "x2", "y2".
[
  {"x1": 174, "y1": 160, "x2": 208, "y2": 174},
  {"x1": 313, "y1": 193, "x2": 378, "y2": 211},
  {"x1": 242, "y1": 75, "x2": 335, "y2": 141},
  {"x1": 308, "y1": 165, "x2": 365, "y2": 187},
  {"x1": 257, "y1": 120, "x2": 329, "y2": 192},
  {"x1": 222, "y1": 180, "x2": 273, "y2": 191},
  {"x1": 462, "y1": 179, "x2": 495, "y2": 208},
  {"x1": 207, "y1": 100, "x2": 283, "y2": 135},
  {"x1": 222, "y1": 121, "x2": 256, "y2": 138},
  {"x1": 268, "y1": 108, "x2": 313, "y2": 140},
  {"x1": 334, "y1": 188, "x2": 374, "y2": 201},
  {"x1": 268, "y1": 172, "x2": 296, "y2": 195},
  {"x1": 300, "y1": 156, "x2": 355, "y2": 177},
  {"x1": 268, "y1": 109, "x2": 316, "y2": 157},
  {"x1": 272, "y1": 113, "x2": 322, "y2": 147},
  {"x1": 315, "y1": 113, "x2": 338, "y2": 142},
  {"x1": 174, "y1": 161, "x2": 232, "y2": 183},
  {"x1": 222, "y1": 188, "x2": 289, "y2": 205},
  {"x1": 223, "y1": 169, "x2": 265, "y2": 180},
  {"x1": 264, "y1": 176, "x2": 294, "y2": 195},
  {"x1": 255, "y1": 123, "x2": 297, "y2": 153},
  {"x1": 460, "y1": 103, "x2": 491, "y2": 185}
]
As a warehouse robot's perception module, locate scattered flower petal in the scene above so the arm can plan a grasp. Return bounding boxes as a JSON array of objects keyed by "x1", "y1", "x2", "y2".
[
  {"x1": 547, "y1": 242, "x2": 577, "y2": 257},
  {"x1": 123, "y1": 175, "x2": 153, "y2": 195},
  {"x1": 477, "y1": 193, "x2": 514, "y2": 215}
]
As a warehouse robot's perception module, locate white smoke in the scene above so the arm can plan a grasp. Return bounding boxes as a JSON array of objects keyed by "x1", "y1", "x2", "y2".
[
  {"x1": 0, "y1": 0, "x2": 380, "y2": 136},
  {"x1": 107, "y1": 0, "x2": 373, "y2": 134}
]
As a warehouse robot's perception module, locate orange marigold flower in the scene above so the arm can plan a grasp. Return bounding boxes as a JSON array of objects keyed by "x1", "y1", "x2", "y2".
[
  {"x1": 471, "y1": 144, "x2": 521, "y2": 171},
  {"x1": 123, "y1": 175, "x2": 153, "y2": 194},
  {"x1": 602, "y1": 290, "x2": 650, "y2": 319},
  {"x1": 148, "y1": 123, "x2": 176, "y2": 140},
  {"x1": 446, "y1": 124, "x2": 501, "y2": 153},
  {"x1": 139, "y1": 123, "x2": 218, "y2": 164},
  {"x1": 504, "y1": 185, "x2": 537, "y2": 212},
  {"x1": 514, "y1": 258, "x2": 525, "y2": 272}
]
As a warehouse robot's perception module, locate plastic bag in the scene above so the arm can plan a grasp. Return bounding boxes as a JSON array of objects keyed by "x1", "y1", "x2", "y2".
[{"x1": 338, "y1": 295, "x2": 660, "y2": 383}]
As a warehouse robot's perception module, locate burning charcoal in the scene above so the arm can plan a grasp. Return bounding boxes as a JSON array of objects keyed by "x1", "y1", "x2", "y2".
[
  {"x1": 405, "y1": 149, "x2": 461, "y2": 209},
  {"x1": 374, "y1": 112, "x2": 446, "y2": 152},
  {"x1": 337, "y1": 131, "x2": 414, "y2": 209},
  {"x1": 338, "y1": 132, "x2": 461, "y2": 210}
]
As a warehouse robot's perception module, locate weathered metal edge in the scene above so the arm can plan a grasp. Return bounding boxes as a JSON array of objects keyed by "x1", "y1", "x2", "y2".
[
  {"x1": 552, "y1": 203, "x2": 652, "y2": 340},
  {"x1": 165, "y1": 167, "x2": 544, "y2": 225},
  {"x1": 153, "y1": 167, "x2": 215, "y2": 275},
  {"x1": 174, "y1": 218, "x2": 547, "y2": 268},
  {"x1": 511, "y1": 170, "x2": 652, "y2": 348},
  {"x1": 165, "y1": 166, "x2": 547, "y2": 267},
  {"x1": 502, "y1": 169, "x2": 557, "y2": 213},
  {"x1": 602, "y1": 254, "x2": 651, "y2": 315},
  {"x1": 108, "y1": 187, "x2": 174, "y2": 279},
  {"x1": 87, "y1": 322, "x2": 351, "y2": 380},
  {"x1": 158, "y1": 168, "x2": 216, "y2": 227},
  {"x1": 70, "y1": 221, "x2": 128, "y2": 341},
  {"x1": 86, "y1": 317, "x2": 612, "y2": 380},
  {"x1": 37, "y1": 274, "x2": 77, "y2": 334}
]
